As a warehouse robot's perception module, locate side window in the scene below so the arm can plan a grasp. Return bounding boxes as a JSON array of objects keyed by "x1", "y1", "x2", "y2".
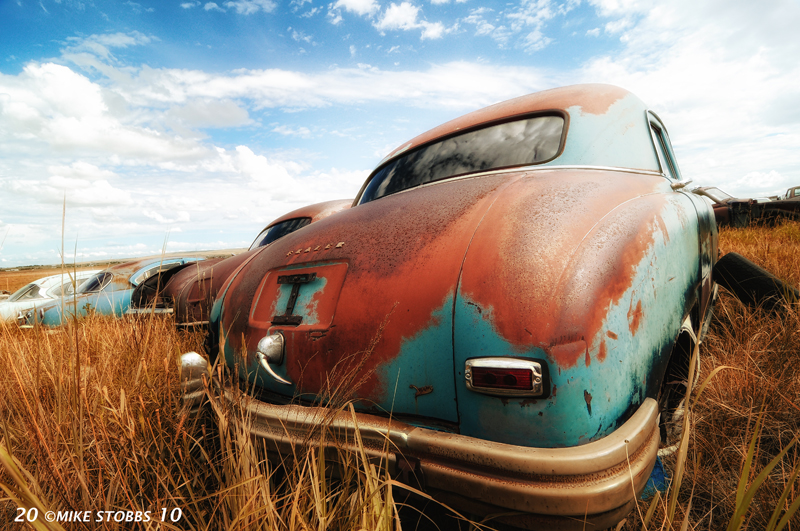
[
  {"x1": 46, "y1": 280, "x2": 77, "y2": 299},
  {"x1": 648, "y1": 113, "x2": 682, "y2": 182}
]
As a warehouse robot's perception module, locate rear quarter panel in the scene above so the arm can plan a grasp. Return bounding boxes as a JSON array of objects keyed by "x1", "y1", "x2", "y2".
[{"x1": 454, "y1": 172, "x2": 703, "y2": 447}]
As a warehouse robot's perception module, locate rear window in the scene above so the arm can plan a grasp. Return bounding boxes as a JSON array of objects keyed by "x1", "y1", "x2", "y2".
[
  {"x1": 359, "y1": 114, "x2": 564, "y2": 204},
  {"x1": 249, "y1": 217, "x2": 312, "y2": 250}
]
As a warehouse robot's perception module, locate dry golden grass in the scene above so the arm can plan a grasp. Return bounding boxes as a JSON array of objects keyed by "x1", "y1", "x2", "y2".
[
  {"x1": 0, "y1": 313, "x2": 399, "y2": 530},
  {"x1": 623, "y1": 221, "x2": 800, "y2": 531},
  {"x1": 1, "y1": 222, "x2": 798, "y2": 531}
]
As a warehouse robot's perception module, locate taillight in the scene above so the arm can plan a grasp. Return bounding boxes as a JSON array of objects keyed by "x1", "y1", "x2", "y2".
[{"x1": 465, "y1": 358, "x2": 547, "y2": 397}]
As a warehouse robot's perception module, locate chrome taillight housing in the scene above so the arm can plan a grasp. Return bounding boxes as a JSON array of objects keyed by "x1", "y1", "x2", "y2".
[{"x1": 465, "y1": 357, "x2": 547, "y2": 397}]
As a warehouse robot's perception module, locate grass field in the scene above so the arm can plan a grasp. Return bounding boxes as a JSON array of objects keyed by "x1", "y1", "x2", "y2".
[{"x1": 0, "y1": 223, "x2": 798, "y2": 530}]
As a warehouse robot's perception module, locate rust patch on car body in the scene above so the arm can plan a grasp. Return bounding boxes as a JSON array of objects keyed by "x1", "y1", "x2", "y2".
[
  {"x1": 221, "y1": 173, "x2": 515, "y2": 420},
  {"x1": 628, "y1": 299, "x2": 643, "y2": 335},
  {"x1": 456, "y1": 169, "x2": 667, "y2": 369}
]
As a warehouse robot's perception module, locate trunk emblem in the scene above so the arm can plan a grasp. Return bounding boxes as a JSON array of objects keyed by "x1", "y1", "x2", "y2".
[
  {"x1": 286, "y1": 241, "x2": 345, "y2": 257},
  {"x1": 272, "y1": 273, "x2": 316, "y2": 326}
]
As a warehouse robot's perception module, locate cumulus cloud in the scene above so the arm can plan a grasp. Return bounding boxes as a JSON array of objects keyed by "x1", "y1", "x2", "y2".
[
  {"x1": 333, "y1": 0, "x2": 380, "y2": 17},
  {"x1": 579, "y1": 0, "x2": 800, "y2": 196},
  {"x1": 374, "y1": 2, "x2": 451, "y2": 40}
]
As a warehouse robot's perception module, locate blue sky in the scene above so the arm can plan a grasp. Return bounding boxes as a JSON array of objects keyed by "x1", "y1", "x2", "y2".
[{"x1": 1, "y1": 0, "x2": 800, "y2": 267}]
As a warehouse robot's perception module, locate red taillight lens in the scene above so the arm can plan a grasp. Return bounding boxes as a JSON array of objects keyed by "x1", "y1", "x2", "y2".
[
  {"x1": 465, "y1": 357, "x2": 546, "y2": 397},
  {"x1": 471, "y1": 367, "x2": 533, "y2": 391}
]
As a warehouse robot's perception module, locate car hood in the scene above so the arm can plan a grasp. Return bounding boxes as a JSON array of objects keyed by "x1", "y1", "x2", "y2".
[{"x1": 219, "y1": 168, "x2": 671, "y2": 428}]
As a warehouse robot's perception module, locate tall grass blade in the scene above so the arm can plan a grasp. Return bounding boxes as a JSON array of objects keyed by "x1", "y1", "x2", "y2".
[
  {"x1": 765, "y1": 458, "x2": 800, "y2": 531},
  {"x1": 727, "y1": 433, "x2": 798, "y2": 531}
]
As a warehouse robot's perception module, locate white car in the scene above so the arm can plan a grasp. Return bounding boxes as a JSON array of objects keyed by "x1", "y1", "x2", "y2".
[{"x1": 0, "y1": 271, "x2": 101, "y2": 323}]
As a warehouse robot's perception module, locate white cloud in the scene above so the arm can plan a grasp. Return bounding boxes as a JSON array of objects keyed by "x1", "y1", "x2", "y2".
[
  {"x1": 289, "y1": 27, "x2": 315, "y2": 43},
  {"x1": 204, "y1": 2, "x2": 225, "y2": 12},
  {"x1": 272, "y1": 124, "x2": 313, "y2": 137},
  {"x1": 223, "y1": 0, "x2": 277, "y2": 14},
  {"x1": 376, "y1": 2, "x2": 420, "y2": 30},
  {"x1": 300, "y1": 7, "x2": 321, "y2": 17},
  {"x1": 48, "y1": 162, "x2": 117, "y2": 182},
  {"x1": 333, "y1": 0, "x2": 380, "y2": 17},
  {"x1": 181, "y1": 2, "x2": 201, "y2": 8},
  {"x1": 459, "y1": 0, "x2": 576, "y2": 52},
  {"x1": 165, "y1": 99, "x2": 251, "y2": 129},
  {"x1": 462, "y1": 8, "x2": 496, "y2": 36},
  {"x1": 579, "y1": 0, "x2": 800, "y2": 196},
  {"x1": 586, "y1": 27, "x2": 600, "y2": 37},
  {"x1": 375, "y1": 2, "x2": 451, "y2": 39},
  {"x1": 125, "y1": 2, "x2": 155, "y2": 14}
]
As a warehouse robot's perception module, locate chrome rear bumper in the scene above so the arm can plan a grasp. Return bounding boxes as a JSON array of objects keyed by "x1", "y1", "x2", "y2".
[{"x1": 181, "y1": 352, "x2": 659, "y2": 530}]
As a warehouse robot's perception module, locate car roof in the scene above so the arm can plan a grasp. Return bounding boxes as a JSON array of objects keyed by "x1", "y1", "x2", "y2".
[
  {"x1": 92, "y1": 257, "x2": 204, "y2": 287},
  {"x1": 375, "y1": 83, "x2": 660, "y2": 178},
  {"x1": 265, "y1": 199, "x2": 354, "y2": 228},
  {"x1": 29, "y1": 270, "x2": 102, "y2": 290}
]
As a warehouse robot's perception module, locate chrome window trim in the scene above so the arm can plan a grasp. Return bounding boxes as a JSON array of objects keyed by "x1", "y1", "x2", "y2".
[{"x1": 381, "y1": 164, "x2": 666, "y2": 198}]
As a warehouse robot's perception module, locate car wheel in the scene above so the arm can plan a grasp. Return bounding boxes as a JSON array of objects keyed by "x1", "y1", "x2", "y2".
[
  {"x1": 658, "y1": 318, "x2": 698, "y2": 456},
  {"x1": 713, "y1": 252, "x2": 799, "y2": 311}
]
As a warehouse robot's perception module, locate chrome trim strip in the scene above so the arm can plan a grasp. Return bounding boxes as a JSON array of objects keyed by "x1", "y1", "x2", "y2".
[{"x1": 361, "y1": 164, "x2": 666, "y2": 202}]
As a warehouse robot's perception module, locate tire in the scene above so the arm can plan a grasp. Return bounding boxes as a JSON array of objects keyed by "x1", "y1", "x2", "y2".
[{"x1": 713, "y1": 252, "x2": 799, "y2": 311}]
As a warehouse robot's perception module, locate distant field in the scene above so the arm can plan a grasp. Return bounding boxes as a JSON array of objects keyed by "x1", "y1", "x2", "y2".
[
  {"x1": 0, "y1": 249, "x2": 245, "y2": 294},
  {"x1": 0, "y1": 225, "x2": 797, "y2": 530},
  {"x1": 0, "y1": 267, "x2": 100, "y2": 294}
]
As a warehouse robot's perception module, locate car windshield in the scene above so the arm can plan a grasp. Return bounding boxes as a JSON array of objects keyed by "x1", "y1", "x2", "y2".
[
  {"x1": 249, "y1": 218, "x2": 312, "y2": 251},
  {"x1": 358, "y1": 114, "x2": 564, "y2": 204},
  {"x1": 8, "y1": 283, "x2": 41, "y2": 302},
  {"x1": 46, "y1": 279, "x2": 79, "y2": 299},
  {"x1": 77, "y1": 272, "x2": 113, "y2": 294},
  {"x1": 130, "y1": 261, "x2": 186, "y2": 285},
  {"x1": 702, "y1": 188, "x2": 733, "y2": 203}
]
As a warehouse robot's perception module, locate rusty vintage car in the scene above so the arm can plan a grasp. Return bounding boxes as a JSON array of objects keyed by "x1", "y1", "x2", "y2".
[
  {"x1": 24, "y1": 257, "x2": 204, "y2": 326},
  {"x1": 693, "y1": 185, "x2": 800, "y2": 227},
  {"x1": 182, "y1": 84, "x2": 718, "y2": 529},
  {"x1": 127, "y1": 199, "x2": 351, "y2": 327},
  {"x1": 1, "y1": 270, "x2": 101, "y2": 324}
]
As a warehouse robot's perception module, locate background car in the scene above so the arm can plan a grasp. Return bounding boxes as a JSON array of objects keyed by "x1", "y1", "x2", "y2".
[
  {"x1": 127, "y1": 199, "x2": 351, "y2": 327},
  {"x1": 25, "y1": 257, "x2": 203, "y2": 326},
  {"x1": 1, "y1": 270, "x2": 100, "y2": 323},
  {"x1": 782, "y1": 185, "x2": 800, "y2": 199},
  {"x1": 186, "y1": 84, "x2": 719, "y2": 530},
  {"x1": 693, "y1": 185, "x2": 800, "y2": 226}
]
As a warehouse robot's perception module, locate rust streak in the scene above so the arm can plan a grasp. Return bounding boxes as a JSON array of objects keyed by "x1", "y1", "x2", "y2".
[
  {"x1": 628, "y1": 299, "x2": 643, "y2": 335},
  {"x1": 598, "y1": 340, "x2": 607, "y2": 362}
]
